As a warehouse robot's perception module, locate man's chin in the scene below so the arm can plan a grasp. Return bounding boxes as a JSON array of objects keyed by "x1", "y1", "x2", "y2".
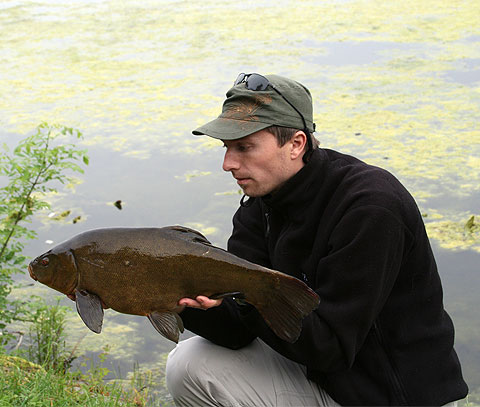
[
  {"x1": 241, "y1": 189, "x2": 265, "y2": 199},
  {"x1": 239, "y1": 183, "x2": 272, "y2": 198}
]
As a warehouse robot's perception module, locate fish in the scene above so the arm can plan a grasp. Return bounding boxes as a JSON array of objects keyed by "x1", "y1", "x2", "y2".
[{"x1": 28, "y1": 226, "x2": 320, "y2": 343}]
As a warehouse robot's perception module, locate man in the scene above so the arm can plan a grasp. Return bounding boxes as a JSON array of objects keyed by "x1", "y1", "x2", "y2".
[{"x1": 166, "y1": 73, "x2": 468, "y2": 406}]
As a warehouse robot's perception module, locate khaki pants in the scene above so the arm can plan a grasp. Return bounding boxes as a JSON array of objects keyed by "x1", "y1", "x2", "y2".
[{"x1": 166, "y1": 336, "x2": 339, "y2": 407}]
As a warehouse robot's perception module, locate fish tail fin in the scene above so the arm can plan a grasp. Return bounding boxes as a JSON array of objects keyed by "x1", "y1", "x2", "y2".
[{"x1": 255, "y1": 275, "x2": 319, "y2": 343}]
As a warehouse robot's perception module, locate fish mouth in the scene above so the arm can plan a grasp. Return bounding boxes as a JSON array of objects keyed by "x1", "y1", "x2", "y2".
[{"x1": 28, "y1": 264, "x2": 38, "y2": 281}]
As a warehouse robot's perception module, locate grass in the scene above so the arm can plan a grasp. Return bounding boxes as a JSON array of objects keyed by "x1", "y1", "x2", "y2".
[
  {"x1": 1, "y1": 298, "x2": 174, "y2": 407},
  {"x1": 1, "y1": 361, "x2": 143, "y2": 406},
  {"x1": 0, "y1": 351, "x2": 174, "y2": 407}
]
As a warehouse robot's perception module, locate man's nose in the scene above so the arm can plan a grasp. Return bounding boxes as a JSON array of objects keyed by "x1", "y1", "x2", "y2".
[{"x1": 222, "y1": 149, "x2": 239, "y2": 172}]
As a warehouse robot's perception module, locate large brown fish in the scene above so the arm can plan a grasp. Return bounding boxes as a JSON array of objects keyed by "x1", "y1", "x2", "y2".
[{"x1": 28, "y1": 226, "x2": 319, "y2": 343}]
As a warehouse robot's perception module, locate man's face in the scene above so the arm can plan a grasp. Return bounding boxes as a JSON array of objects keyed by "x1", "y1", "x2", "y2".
[{"x1": 222, "y1": 130, "x2": 300, "y2": 197}]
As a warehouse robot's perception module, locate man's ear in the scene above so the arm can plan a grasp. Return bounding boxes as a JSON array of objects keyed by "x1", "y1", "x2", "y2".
[{"x1": 290, "y1": 131, "x2": 307, "y2": 160}]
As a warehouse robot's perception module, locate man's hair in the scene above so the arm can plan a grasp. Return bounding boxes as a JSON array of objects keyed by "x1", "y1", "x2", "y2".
[{"x1": 265, "y1": 126, "x2": 320, "y2": 150}]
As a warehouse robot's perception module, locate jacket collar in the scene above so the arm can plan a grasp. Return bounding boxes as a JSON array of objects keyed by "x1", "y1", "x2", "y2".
[{"x1": 261, "y1": 148, "x2": 326, "y2": 213}]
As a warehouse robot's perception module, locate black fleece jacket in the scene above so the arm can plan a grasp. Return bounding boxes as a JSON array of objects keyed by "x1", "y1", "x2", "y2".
[{"x1": 180, "y1": 148, "x2": 468, "y2": 406}]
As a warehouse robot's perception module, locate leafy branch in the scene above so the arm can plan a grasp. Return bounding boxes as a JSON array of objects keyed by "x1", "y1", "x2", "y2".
[{"x1": 0, "y1": 123, "x2": 88, "y2": 347}]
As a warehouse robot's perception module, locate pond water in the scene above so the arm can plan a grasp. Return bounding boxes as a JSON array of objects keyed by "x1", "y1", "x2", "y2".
[{"x1": 1, "y1": 0, "x2": 479, "y2": 402}]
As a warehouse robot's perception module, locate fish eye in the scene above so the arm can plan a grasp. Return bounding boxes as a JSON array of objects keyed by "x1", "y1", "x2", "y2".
[{"x1": 40, "y1": 257, "x2": 49, "y2": 267}]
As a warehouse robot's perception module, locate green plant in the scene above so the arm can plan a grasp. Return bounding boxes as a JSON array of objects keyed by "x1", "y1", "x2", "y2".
[
  {"x1": 0, "y1": 299, "x2": 174, "y2": 406},
  {"x1": 25, "y1": 297, "x2": 76, "y2": 372},
  {"x1": 0, "y1": 123, "x2": 88, "y2": 347},
  {"x1": 126, "y1": 356, "x2": 174, "y2": 407},
  {"x1": 81, "y1": 345, "x2": 113, "y2": 390},
  {"x1": 0, "y1": 359, "x2": 150, "y2": 406},
  {"x1": 0, "y1": 302, "x2": 150, "y2": 405}
]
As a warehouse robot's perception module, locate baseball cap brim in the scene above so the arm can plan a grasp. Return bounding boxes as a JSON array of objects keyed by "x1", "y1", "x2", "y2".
[{"x1": 192, "y1": 117, "x2": 272, "y2": 140}]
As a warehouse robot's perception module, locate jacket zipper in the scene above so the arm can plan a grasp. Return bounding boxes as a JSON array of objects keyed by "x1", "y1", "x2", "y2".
[
  {"x1": 264, "y1": 210, "x2": 271, "y2": 239},
  {"x1": 373, "y1": 321, "x2": 409, "y2": 405},
  {"x1": 263, "y1": 208, "x2": 308, "y2": 283}
]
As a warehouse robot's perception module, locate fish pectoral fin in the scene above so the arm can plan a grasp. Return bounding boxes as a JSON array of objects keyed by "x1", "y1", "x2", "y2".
[
  {"x1": 147, "y1": 311, "x2": 184, "y2": 343},
  {"x1": 75, "y1": 289, "x2": 104, "y2": 334}
]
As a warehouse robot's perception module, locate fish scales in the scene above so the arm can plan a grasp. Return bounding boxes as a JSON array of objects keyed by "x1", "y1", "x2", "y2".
[
  {"x1": 28, "y1": 226, "x2": 320, "y2": 343},
  {"x1": 72, "y1": 229, "x2": 276, "y2": 315}
]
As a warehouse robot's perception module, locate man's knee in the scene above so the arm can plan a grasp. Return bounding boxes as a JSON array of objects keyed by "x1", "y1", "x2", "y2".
[
  {"x1": 167, "y1": 336, "x2": 246, "y2": 406},
  {"x1": 166, "y1": 336, "x2": 216, "y2": 398},
  {"x1": 167, "y1": 337, "x2": 196, "y2": 389}
]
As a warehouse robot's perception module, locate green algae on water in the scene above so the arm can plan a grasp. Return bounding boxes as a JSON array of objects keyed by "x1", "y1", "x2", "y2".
[
  {"x1": 0, "y1": 0, "x2": 478, "y2": 249},
  {"x1": 426, "y1": 214, "x2": 480, "y2": 253}
]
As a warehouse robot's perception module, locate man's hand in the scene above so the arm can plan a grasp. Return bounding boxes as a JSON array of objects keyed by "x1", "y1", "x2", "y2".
[{"x1": 177, "y1": 296, "x2": 223, "y2": 311}]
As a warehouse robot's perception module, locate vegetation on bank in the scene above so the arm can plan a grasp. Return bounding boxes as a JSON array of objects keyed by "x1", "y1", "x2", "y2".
[
  {"x1": 1, "y1": 299, "x2": 172, "y2": 406},
  {"x1": 0, "y1": 125, "x2": 172, "y2": 406},
  {"x1": 0, "y1": 123, "x2": 88, "y2": 346}
]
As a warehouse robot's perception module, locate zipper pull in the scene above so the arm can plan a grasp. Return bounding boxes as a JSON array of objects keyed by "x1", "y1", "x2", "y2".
[{"x1": 264, "y1": 212, "x2": 271, "y2": 238}]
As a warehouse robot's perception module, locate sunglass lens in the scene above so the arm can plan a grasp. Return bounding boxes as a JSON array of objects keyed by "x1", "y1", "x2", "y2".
[
  {"x1": 246, "y1": 74, "x2": 269, "y2": 91},
  {"x1": 234, "y1": 73, "x2": 246, "y2": 86}
]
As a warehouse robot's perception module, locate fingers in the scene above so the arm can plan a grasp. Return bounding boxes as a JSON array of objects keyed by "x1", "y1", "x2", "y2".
[
  {"x1": 178, "y1": 298, "x2": 199, "y2": 308},
  {"x1": 178, "y1": 296, "x2": 223, "y2": 310},
  {"x1": 197, "y1": 296, "x2": 223, "y2": 308}
]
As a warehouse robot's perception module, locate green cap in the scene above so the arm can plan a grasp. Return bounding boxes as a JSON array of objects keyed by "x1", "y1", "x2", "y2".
[{"x1": 192, "y1": 74, "x2": 314, "y2": 140}]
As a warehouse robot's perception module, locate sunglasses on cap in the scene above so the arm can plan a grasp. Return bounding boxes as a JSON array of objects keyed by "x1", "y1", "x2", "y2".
[{"x1": 234, "y1": 73, "x2": 314, "y2": 162}]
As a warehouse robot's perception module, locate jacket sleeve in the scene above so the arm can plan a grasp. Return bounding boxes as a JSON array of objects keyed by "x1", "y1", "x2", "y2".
[
  {"x1": 179, "y1": 298, "x2": 256, "y2": 349},
  {"x1": 234, "y1": 205, "x2": 414, "y2": 372},
  {"x1": 179, "y1": 200, "x2": 270, "y2": 348}
]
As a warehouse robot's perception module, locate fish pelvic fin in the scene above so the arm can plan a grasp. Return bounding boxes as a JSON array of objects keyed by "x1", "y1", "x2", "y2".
[
  {"x1": 255, "y1": 275, "x2": 320, "y2": 343},
  {"x1": 148, "y1": 311, "x2": 184, "y2": 343},
  {"x1": 75, "y1": 289, "x2": 104, "y2": 334}
]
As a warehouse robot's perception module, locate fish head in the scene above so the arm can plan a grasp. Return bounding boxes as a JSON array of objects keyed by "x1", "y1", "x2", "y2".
[{"x1": 28, "y1": 247, "x2": 78, "y2": 295}]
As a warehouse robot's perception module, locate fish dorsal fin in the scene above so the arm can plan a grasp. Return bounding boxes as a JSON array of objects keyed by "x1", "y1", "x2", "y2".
[
  {"x1": 147, "y1": 311, "x2": 184, "y2": 343},
  {"x1": 75, "y1": 289, "x2": 104, "y2": 334},
  {"x1": 168, "y1": 226, "x2": 212, "y2": 245}
]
